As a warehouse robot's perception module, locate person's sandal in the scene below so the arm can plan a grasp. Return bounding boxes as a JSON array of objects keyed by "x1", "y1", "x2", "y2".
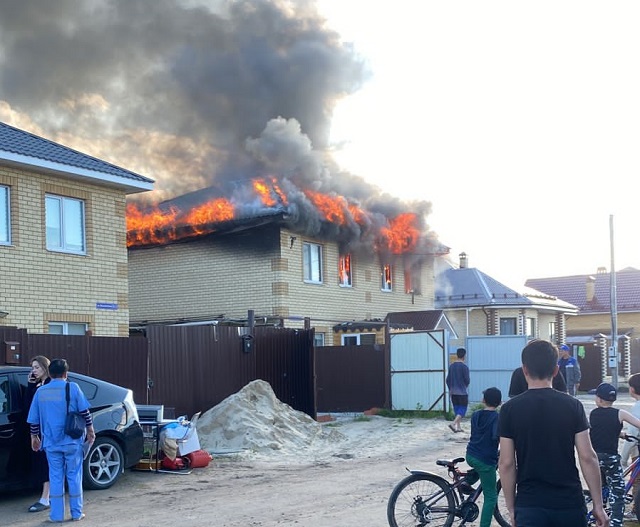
[{"x1": 28, "y1": 501, "x2": 50, "y2": 512}]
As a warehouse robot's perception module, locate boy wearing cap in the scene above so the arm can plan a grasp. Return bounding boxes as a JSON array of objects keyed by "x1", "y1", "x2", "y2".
[
  {"x1": 558, "y1": 344, "x2": 581, "y2": 396},
  {"x1": 466, "y1": 387, "x2": 502, "y2": 527},
  {"x1": 589, "y1": 382, "x2": 640, "y2": 527}
]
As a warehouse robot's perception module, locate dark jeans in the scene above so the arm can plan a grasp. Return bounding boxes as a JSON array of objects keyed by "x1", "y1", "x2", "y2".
[{"x1": 515, "y1": 506, "x2": 587, "y2": 527}]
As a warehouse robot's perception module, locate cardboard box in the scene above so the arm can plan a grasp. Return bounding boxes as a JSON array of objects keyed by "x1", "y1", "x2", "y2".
[{"x1": 177, "y1": 430, "x2": 201, "y2": 456}]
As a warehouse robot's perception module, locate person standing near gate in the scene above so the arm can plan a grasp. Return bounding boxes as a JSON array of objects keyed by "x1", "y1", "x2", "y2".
[
  {"x1": 446, "y1": 347, "x2": 470, "y2": 433},
  {"x1": 558, "y1": 344, "x2": 581, "y2": 396},
  {"x1": 27, "y1": 359, "x2": 95, "y2": 523}
]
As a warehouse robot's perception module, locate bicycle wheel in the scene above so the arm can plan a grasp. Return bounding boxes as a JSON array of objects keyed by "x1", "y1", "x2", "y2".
[
  {"x1": 387, "y1": 473, "x2": 457, "y2": 527},
  {"x1": 493, "y1": 479, "x2": 512, "y2": 527}
]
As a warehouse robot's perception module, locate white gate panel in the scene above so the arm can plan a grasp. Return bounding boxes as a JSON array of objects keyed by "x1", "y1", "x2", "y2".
[
  {"x1": 466, "y1": 335, "x2": 527, "y2": 404},
  {"x1": 390, "y1": 330, "x2": 447, "y2": 411}
]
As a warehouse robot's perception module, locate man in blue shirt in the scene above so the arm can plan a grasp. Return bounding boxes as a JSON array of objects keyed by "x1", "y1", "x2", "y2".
[
  {"x1": 558, "y1": 344, "x2": 581, "y2": 396},
  {"x1": 28, "y1": 359, "x2": 95, "y2": 523},
  {"x1": 446, "y1": 347, "x2": 470, "y2": 432}
]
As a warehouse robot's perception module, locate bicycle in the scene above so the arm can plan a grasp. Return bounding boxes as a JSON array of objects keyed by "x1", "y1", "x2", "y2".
[
  {"x1": 387, "y1": 456, "x2": 511, "y2": 527},
  {"x1": 584, "y1": 435, "x2": 640, "y2": 525}
]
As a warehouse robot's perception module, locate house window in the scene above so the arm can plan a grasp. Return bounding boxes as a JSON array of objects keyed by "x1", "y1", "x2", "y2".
[
  {"x1": 526, "y1": 317, "x2": 536, "y2": 338},
  {"x1": 549, "y1": 321, "x2": 556, "y2": 343},
  {"x1": 499, "y1": 317, "x2": 517, "y2": 335},
  {"x1": 0, "y1": 185, "x2": 9, "y2": 245},
  {"x1": 381, "y1": 264, "x2": 392, "y2": 291},
  {"x1": 314, "y1": 333, "x2": 325, "y2": 347},
  {"x1": 404, "y1": 267, "x2": 422, "y2": 295},
  {"x1": 48, "y1": 322, "x2": 87, "y2": 335},
  {"x1": 338, "y1": 254, "x2": 352, "y2": 287},
  {"x1": 45, "y1": 195, "x2": 86, "y2": 254},
  {"x1": 303, "y1": 242, "x2": 322, "y2": 283},
  {"x1": 341, "y1": 333, "x2": 375, "y2": 345}
]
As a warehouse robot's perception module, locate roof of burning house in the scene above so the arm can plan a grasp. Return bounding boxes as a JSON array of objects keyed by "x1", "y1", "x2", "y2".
[
  {"x1": 526, "y1": 267, "x2": 640, "y2": 314},
  {"x1": 0, "y1": 121, "x2": 154, "y2": 193},
  {"x1": 435, "y1": 266, "x2": 578, "y2": 313}
]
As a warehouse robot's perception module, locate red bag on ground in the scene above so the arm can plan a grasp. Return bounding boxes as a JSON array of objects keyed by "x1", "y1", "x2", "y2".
[
  {"x1": 161, "y1": 455, "x2": 187, "y2": 470},
  {"x1": 186, "y1": 449, "x2": 212, "y2": 468}
]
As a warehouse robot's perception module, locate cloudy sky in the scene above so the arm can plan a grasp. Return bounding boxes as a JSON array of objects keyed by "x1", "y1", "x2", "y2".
[{"x1": 1, "y1": 0, "x2": 639, "y2": 287}]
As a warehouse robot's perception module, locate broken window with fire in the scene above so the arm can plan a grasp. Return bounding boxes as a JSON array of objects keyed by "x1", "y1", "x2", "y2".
[
  {"x1": 339, "y1": 254, "x2": 352, "y2": 287},
  {"x1": 381, "y1": 264, "x2": 392, "y2": 292}
]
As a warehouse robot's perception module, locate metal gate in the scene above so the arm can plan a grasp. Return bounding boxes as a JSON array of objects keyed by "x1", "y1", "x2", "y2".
[
  {"x1": 390, "y1": 330, "x2": 447, "y2": 411},
  {"x1": 465, "y1": 335, "x2": 528, "y2": 404}
]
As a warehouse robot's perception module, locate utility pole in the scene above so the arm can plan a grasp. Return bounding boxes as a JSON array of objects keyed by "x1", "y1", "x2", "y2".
[{"x1": 610, "y1": 214, "x2": 618, "y2": 388}]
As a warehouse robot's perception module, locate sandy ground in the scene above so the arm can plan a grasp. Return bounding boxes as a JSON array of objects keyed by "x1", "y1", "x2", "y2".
[{"x1": 1, "y1": 384, "x2": 638, "y2": 527}]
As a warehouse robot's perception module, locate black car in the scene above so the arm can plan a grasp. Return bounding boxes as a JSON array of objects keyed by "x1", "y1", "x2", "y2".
[{"x1": 0, "y1": 366, "x2": 144, "y2": 491}]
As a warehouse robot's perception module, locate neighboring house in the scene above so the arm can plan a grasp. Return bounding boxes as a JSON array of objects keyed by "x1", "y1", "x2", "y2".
[
  {"x1": 435, "y1": 253, "x2": 579, "y2": 350},
  {"x1": 128, "y1": 193, "x2": 449, "y2": 346},
  {"x1": 0, "y1": 121, "x2": 154, "y2": 336},
  {"x1": 526, "y1": 267, "x2": 640, "y2": 381}
]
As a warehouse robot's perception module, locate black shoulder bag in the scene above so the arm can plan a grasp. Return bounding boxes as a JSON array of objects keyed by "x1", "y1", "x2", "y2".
[{"x1": 64, "y1": 382, "x2": 86, "y2": 439}]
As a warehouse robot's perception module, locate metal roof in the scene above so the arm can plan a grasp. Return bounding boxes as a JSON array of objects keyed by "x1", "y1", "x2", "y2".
[
  {"x1": 0, "y1": 121, "x2": 154, "y2": 194},
  {"x1": 435, "y1": 266, "x2": 578, "y2": 313}
]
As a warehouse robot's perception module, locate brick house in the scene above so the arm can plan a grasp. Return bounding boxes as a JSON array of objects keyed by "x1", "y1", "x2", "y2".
[
  {"x1": 0, "y1": 122, "x2": 153, "y2": 336},
  {"x1": 128, "y1": 205, "x2": 448, "y2": 345},
  {"x1": 435, "y1": 253, "x2": 578, "y2": 350},
  {"x1": 526, "y1": 267, "x2": 640, "y2": 384}
]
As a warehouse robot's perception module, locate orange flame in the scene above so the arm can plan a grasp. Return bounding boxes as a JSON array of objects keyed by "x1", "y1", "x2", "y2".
[
  {"x1": 126, "y1": 178, "x2": 425, "y2": 254},
  {"x1": 379, "y1": 213, "x2": 420, "y2": 254}
]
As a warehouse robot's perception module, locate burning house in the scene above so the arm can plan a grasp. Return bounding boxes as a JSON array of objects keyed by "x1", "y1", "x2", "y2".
[{"x1": 127, "y1": 177, "x2": 448, "y2": 345}]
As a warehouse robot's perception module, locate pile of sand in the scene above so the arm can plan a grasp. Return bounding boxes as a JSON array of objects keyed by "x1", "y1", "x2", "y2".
[{"x1": 197, "y1": 379, "x2": 346, "y2": 458}]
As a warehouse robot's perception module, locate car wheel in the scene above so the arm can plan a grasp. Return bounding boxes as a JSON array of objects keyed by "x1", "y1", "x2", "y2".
[{"x1": 83, "y1": 436, "x2": 124, "y2": 490}]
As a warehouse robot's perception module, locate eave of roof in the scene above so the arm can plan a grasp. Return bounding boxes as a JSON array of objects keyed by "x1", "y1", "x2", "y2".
[{"x1": 0, "y1": 121, "x2": 154, "y2": 194}]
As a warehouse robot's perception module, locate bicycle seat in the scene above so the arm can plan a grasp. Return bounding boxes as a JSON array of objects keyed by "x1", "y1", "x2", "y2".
[{"x1": 436, "y1": 457, "x2": 465, "y2": 468}]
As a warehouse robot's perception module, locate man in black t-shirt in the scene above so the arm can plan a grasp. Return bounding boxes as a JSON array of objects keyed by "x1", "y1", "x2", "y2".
[
  {"x1": 507, "y1": 365, "x2": 566, "y2": 398},
  {"x1": 498, "y1": 339, "x2": 608, "y2": 527}
]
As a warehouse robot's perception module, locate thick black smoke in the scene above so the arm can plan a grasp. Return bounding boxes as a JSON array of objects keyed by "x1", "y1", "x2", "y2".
[{"x1": 0, "y1": 0, "x2": 436, "y2": 252}]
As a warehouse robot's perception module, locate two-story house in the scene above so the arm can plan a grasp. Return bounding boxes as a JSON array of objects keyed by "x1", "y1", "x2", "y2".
[
  {"x1": 0, "y1": 121, "x2": 154, "y2": 336},
  {"x1": 127, "y1": 182, "x2": 448, "y2": 345},
  {"x1": 435, "y1": 253, "x2": 579, "y2": 348}
]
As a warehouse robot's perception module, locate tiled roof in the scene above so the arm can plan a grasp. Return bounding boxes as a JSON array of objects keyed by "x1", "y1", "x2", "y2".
[
  {"x1": 0, "y1": 121, "x2": 154, "y2": 190},
  {"x1": 525, "y1": 267, "x2": 640, "y2": 314},
  {"x1": 435, "y1": 267, "x2": 577, "y2": 313}
]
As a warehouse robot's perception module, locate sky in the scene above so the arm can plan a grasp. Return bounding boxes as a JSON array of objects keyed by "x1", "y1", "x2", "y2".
[{"x1": 1, "y1": 0, "x2": 639, "y2": 288}]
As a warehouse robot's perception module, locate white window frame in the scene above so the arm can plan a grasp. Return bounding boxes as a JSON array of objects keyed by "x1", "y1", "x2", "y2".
[
  {"x1": 48, "y1": 322, "x2": 88, "y2": 335},
  {"x1": 303, "y1": 242, "x2": 323, "y2": 284},
  {"x1": 45, "y1": 194, "x2": 86, "y2": 254},
  {"x1": 381, "y1": 264, "x2": 392, "y2": 292},
  {"x1": 0, "y1": 185, "x2": 10, "y2": 245},
  {"x1": 338, "y1": 254, "x2": 352, "y2": 287},
  {"x1": 526, "y1": 317, "x2": 536, "y2": 338},
  {"x1": 341, "y1": 333, "x2": 375, "y2": 345}
]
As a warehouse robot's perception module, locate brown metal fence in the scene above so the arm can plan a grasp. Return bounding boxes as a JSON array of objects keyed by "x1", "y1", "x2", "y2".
[
  {"x1": 1, "y1": 324, "x2": 318, "y2": 419},
  {"x1": 315, "y1": 344, "x2": 387, "y2": 413}
]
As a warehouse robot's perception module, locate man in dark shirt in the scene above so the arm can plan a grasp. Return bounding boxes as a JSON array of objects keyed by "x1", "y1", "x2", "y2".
[
  {"x1": 508, "y1": 365, "x2": 566, "y2": 397},
  {"x1": 498, "y1": 339, "x2": 607, "y2": 527},
  {"x1": 446, "y1": 347, "x2": 470, "y2": 433}
]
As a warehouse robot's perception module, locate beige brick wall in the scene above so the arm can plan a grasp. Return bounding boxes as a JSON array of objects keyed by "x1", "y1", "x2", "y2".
[
  {"x1": 128, "y1": 225, "x2": 437, "y2": 328},
  {"x1": 0, "y1": 166, "x2": 131, "y2": 336},
  {"x1": 444, "y1": 307, "x2": 557, "y2": 342}
]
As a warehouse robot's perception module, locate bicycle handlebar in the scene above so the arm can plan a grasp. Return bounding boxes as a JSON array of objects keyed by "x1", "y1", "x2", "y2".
[{"x1": 623, "y1": 434, "x2": 640, "y2": 443}]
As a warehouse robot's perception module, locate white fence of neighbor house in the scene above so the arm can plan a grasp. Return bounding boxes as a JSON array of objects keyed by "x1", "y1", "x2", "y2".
[
  {"x1": 465, "y1": 335, "x2": 528, "y2": 405},
  {"x1": 390, "y1": 330, "x2": 448, "y2": 412}
]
